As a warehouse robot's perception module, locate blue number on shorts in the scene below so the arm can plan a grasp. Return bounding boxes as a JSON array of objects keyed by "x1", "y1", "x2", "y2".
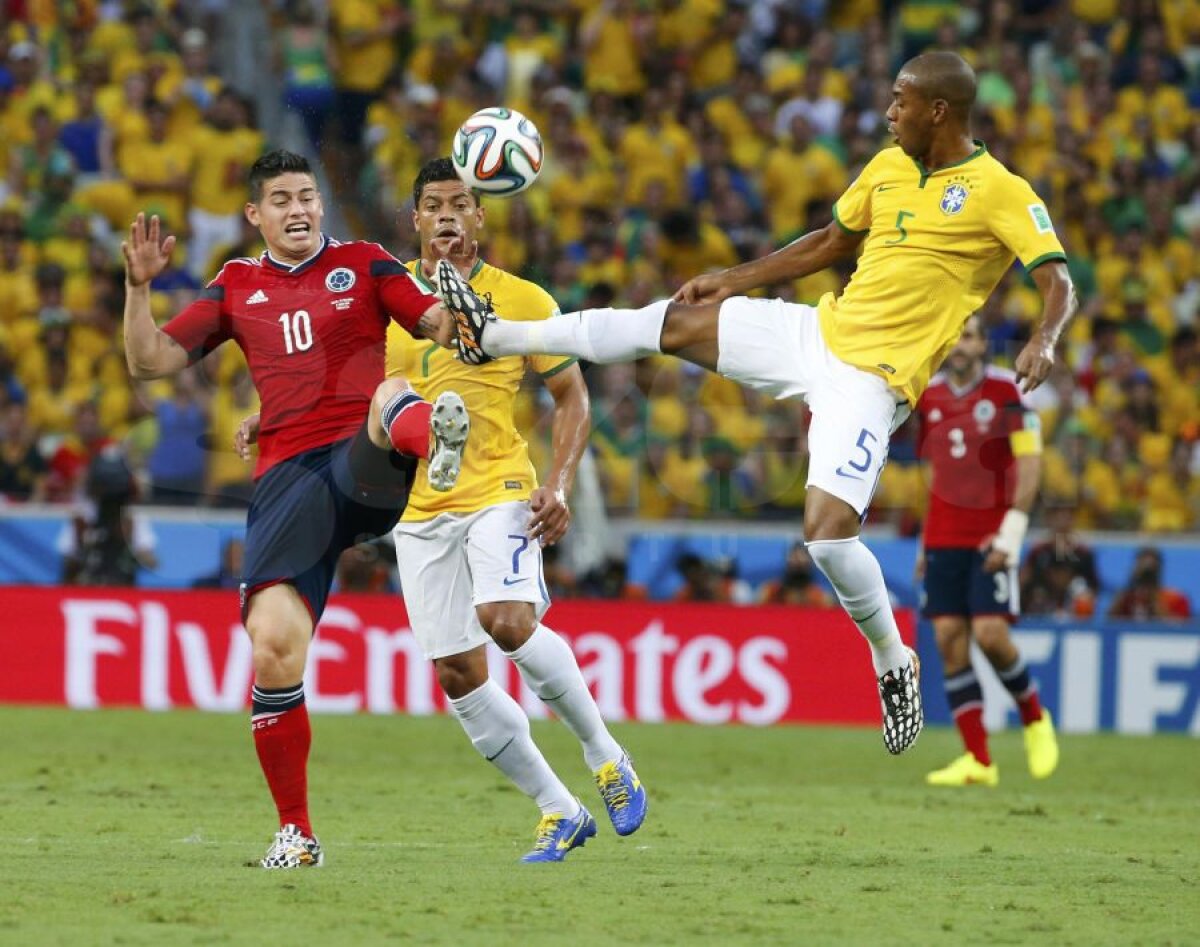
[
  {"x1": 848, "y1": 428, "x2": 878, "y2": 472},
  {"x1": 507, "y1": 533, "x2": 530, "y2": 574}
]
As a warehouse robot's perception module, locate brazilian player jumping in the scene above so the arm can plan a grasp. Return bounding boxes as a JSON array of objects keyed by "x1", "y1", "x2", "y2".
[
  {"x1": 389, "y1": 159, "x2": 645, "y2": 862},
  {"x1": 440, "y1": 51, "x2": 1077, "y2": 757},
  {"x1": 123, "y1": 150, "x2": 469, "y2": 869}
]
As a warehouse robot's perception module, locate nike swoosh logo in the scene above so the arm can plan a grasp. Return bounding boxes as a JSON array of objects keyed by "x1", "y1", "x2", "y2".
[
  {"x1": 502, "y1": 576, "x2": 528, "y2": 586},
  {"x1": 876, "y1": 185, "x2": 899, "y2": 192},
  {"x1": 835, "y1": 466, "x2": 865, "y2": 481}
]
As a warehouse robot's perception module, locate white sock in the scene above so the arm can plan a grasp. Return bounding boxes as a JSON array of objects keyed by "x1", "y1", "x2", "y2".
[
  {"x1": 449, "y1": 679, "x2": 579, "y2": 817},
  {"x1": 806, "y1": 537, "x2": 910, "y2": 677},
  {"x1": 483, "y1": 300, "x2": 669, "y2": 361},
  {"x1": 508, "y1": 625, "x2": 622, "y2": 770}
]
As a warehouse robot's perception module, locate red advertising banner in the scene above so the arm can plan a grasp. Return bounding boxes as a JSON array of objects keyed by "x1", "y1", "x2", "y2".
[{"x1": 1, "y1": 587, "x2": 914, "y2": 725}]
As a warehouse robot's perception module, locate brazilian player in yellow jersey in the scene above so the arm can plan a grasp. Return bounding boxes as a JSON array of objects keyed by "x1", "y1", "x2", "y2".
[
  {"x1": 440, "y1": 52, "x2": 1078, "y2": 759},
  {"x1": 388, "y1": 159, "x2": 646, "y2": 862}
]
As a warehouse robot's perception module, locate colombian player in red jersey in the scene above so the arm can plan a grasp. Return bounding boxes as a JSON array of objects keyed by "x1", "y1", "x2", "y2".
[
  {"x1": 122, "y1": 150, "x2": 468, "y2": 868},
  {"x1": 916, "y1": 316, "x2": 1059, "y2": 787}
]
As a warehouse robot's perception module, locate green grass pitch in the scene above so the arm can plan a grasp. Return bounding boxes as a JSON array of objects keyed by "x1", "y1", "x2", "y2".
[{"x1": 1, "y1": 707, "x2": 1195, "y2": 946}]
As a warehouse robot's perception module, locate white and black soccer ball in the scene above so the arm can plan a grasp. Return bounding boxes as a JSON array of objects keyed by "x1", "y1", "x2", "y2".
[{"x1": 451, "y1": 107, "x2": 544, "y2": 197}]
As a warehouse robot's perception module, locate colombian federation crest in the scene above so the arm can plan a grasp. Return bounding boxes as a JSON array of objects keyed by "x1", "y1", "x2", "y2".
[
  {"x1": 940, "y1": 182, "x2": 968, "y2": 215},
  {"x1": 326, "y1": 267, "x2": 356, "y2": 292}
]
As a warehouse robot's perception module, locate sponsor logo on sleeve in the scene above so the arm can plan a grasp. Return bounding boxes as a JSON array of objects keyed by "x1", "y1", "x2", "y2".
[{"x1": 1027, "y1": 204, "x2": 1054, "y2": 233}]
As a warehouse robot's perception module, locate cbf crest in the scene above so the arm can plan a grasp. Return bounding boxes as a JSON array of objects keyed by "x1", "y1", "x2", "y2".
[
  {"x1": 940, "y1": 181, "x2": 969, "y2": 215},
  {"x1": 325, "y1": 267, "x2": 356, "y2": 292}
]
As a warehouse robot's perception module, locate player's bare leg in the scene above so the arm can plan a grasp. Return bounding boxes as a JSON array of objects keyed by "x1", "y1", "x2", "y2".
[
  {"x1": 435, "y1": 642, "x2": 597, "y2": 862},
  {"x1": 803, "y1": 488, "x2": 923, "y2": 754},
  {"x1": 478, "y1": 601, "x2": 646, "y2": 837},
  {"x1": 927, "y1": 615, "x2": 998, "y2": 786},
  {"x1": 245, "y1": 584, "x2": 324, "y2": 868},
  {"x1": 972, "y1": 615, "x2": 1058, "y2": 778}
]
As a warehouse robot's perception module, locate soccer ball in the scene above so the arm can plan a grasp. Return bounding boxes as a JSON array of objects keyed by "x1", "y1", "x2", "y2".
[{"x1": 451, "y1": 107, "x2": 544, "y2": 197}]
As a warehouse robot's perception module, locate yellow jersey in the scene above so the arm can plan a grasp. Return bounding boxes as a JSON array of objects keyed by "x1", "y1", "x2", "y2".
[
  {"x1": 386, "y1": 260, "x2": 574, "y2": 521},
  {"x1": 827, "y1": 143, "x2": 1066, "y2": 405}
]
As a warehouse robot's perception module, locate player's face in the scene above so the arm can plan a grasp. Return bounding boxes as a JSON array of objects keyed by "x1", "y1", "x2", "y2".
[
  {"x1": 945, "y1": 318, "x2": 987, "y2": 374},
  {"x1": 245, "y1": 173, "x2": 323, "y2": 263},
  {"x1": 885, "y1": 76, "x2": 933, "y2": 158},
  {"x1": 413, "y1": 179, "x2": 483, "y2": 259}
]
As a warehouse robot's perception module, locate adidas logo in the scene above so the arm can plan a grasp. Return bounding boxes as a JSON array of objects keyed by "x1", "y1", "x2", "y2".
[{"x1": 246, "y1": 289, "x2": 269, "y2": 305}]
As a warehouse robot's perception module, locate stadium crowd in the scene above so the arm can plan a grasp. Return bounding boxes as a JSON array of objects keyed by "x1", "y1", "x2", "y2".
[{"x1": 0, "y1": 1, "x2": 1195, "y2": 558}]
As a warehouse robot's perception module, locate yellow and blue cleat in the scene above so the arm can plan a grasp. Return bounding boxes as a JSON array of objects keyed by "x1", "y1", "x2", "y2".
[
  {"x1": 925, "y1": 752, "x2": 999, "y2": 787},
  {"x1": 594, "y1": 751, "x2": 647, "y2": 836},
  {"x1": 521, "y1": 803, "x2": 597, "y2": 863},
  {"x1": 1024, "y1": 710, "x2": 1059, "y2": 779}
]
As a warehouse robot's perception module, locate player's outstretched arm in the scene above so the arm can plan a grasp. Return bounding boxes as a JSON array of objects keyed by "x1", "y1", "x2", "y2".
[
  {"x1": 528, "y1": 364, "x2": 589, "y2": 547},
  {"x1": 675, "y1": 221, "x2": 864, "y2": 304},
  {"x1": 1015, "y1": 261, "x2": 1077, "y2": 394},
  {"x1": 122, "y1": 213, "x2": 190, "y2": 380},
  {"x1": 412, "y1": 302, "x2": 457, "y2": 348}
]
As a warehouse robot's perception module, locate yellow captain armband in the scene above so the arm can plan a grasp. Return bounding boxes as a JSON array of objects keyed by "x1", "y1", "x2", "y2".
[{"x1": 1010, "y1": 414, "x2": 1043, "y2": 456}]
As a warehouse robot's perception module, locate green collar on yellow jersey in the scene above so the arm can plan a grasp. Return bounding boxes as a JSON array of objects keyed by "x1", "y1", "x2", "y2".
[
  {"x1": 408, "y1": 257, "x2": 485, "y2": 292},
  {"x1": 912, "y1": 140, "x2": 987, "y2": 188}
]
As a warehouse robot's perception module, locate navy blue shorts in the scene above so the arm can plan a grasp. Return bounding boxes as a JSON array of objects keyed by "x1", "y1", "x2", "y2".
[
  {"x1": 921, "y1": 547, "x2": 1019, "y2": 621},
  {"x1": 241, "y1": 429, "x2": 415, "y2": 623}
]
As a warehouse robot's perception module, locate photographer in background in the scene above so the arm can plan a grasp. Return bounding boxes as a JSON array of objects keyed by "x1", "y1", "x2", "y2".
[
  {"x1": 58, "y1": 444, "x2": 158, "y2": 586},
  {"x1": 1108, "y1": 547, "x2": 1192, "y2": 621}
]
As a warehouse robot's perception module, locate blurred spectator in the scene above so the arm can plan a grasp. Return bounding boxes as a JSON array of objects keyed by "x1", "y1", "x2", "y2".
[
  {"x1": 59, "y1": 444, "x2": 158, "y2": 586},
  {"x1": 0, "y1": 400, "x2": 46, "y2": 501},
  {"x1": 194, "y1": 537, "x2": 245, "y2": 590},
  {"x1": 541, "y1": 542, "x2": 578, "y2": 599},
  {"x1": 1107, "y1": 547, "x2": 1192, "y2": 620},
  {"x1": 760, "y1": 542, "x2": 833, "y2": 607},
  {"x1": 714, "y1": 556, "x2": 756, "y2": 605},
  {"x1": 701, "y1": 435, "x2": 759, "y2": 516},
  {"x1": 186, "y1": 89, "x2": 263, "y2": 279},
  {"x1": 1020, "y1": 506, "x2": 1100, "y2": 618},
  {"x1": 57, "y1": 81, "x2": 113, "y2": 181},
  {"x1": 278, "y1": 1, "x2": 337, "y2": 152},
  {"x1": 147, "y1": 371, "x2": 209, "y2": 505},
  {"x1": 329, "y1": 0, "x2": 403, "y2": 191},
  {"x1": 673, "y1": 551, "x2": 727, "y2": 603},
  {"x1": 45, "y1": 400, "x2": 110, "y2": 502},
  {"x1": 206, "y1": 364, "x2": 258, "y2": 507},
  {"x1": 336, "y1": 539, "x2": 396, "y2": 593}
]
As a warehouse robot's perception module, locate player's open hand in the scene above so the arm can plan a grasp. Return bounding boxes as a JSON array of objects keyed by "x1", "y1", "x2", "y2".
[
  {"x1": 426, "y1": 235, "x2": 478, "y2": 270},
  {"x1": 1014, "y1": 332, "x2": 1055, "y2": 394},
  {"x1": 980, "y1": 545, "x2": 1008, "y2": 574},
  {"x1": 235, "y1": 413, "x2": 260, "y2": 461},
  {"x1": 528, "y1": 486, "x2": 570, "y2": 546},
  {"x1": 122, "y1": 213, "x2": 175, "y2": 287},
  {"x1": 673, "y1": 272, "x2": 734, "y2": 306}
]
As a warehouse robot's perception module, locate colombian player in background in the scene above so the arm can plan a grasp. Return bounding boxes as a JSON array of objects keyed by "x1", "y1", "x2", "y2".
[
  {"x1": 441, "y1": 51, "x2": 1078, "y2": 759},
  {"x1": 916, "y1": 316, "x2": 1059, "y2": 787},
  {"x1": 122, "y1": 150, "x2": 470, "y2": 869},
  {"x1": 388, "y1": 159, "x2": 645, "y2": 862}
]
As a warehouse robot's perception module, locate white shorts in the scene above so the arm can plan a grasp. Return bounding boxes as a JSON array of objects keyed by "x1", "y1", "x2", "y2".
[
  {"x1": 393, "y1": 500, "x2": 549, "y2": 660},
  {"x1": 716, "y1": 296, "x2": 911, "y2": 516}
]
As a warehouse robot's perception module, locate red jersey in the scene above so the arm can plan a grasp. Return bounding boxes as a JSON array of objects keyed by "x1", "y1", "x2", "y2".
[
  {"x1": 162, "y1": 237, "x2": 437, "y2": 477},
  {"x1": 917, "y1": 366, "x2": 1035, "y2": 548}
]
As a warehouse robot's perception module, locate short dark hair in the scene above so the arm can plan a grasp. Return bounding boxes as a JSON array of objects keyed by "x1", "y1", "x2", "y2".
[
  {"x1": 248, "y1": 150, "x2": 313, "y2": 202},
  {"x1": 412, "y1": 157, "x2": 477, "y2": 206}
]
